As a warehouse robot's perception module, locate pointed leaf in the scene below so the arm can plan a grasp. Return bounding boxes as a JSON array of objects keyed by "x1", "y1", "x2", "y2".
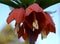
[
  {"x1": 26, "y1": 0, "x2": 35, "y2": 5},
  {"x1": 0, "y1": 0, "x2": 21, "y2": 8},
  {"x1": 36, "y1": 0, "x2": 60, "y2": 9},
  {"x1": 20, "y1": 0, "x2": 35, "y2": 6},
  {"x1": 13, "y1": 0, "x2": 24, "y2": 7}
]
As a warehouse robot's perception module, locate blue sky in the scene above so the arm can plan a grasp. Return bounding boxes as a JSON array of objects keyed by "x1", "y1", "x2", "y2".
[
  {"x1": 0, "y1": 3, "x2": 11, "y2": 30},
  {"x1": 0, "y1": 3, "x2": 60, "y2": 44}
]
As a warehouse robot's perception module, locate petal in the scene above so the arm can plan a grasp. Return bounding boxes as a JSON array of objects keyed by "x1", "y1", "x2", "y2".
[
  {"x1": 7, "y1": 11, "x2": 14, "y2": 24},
  {"x1": 24, "y1": 12, "x2": 34, "y2": 29},
  {"x1": 41, "y1": 24, "x2": 55, "y2": 39},
  {"x1": 36, "y1": 12, "x2": 55, "y2": 29},
  {"x1": 17, "y1": 25, "x2": 24, "y2": 38},
  {"x1": 17, "y1": 24, "x2": 28, "y2": 40},
  {"x1": 44, "y1": 12, "x2": 55, "y2": 26},
  {"x1": 7, "y1": 8, "x2": 25, "y2": 24},
  {"x1": 25, "y1": 3, "x2": 43, "y2": 16},
  {"x1": 36, "y1": 12, "x2": 46, "y2": 28},
  {"x1": 40, "y1": 12, "x2": 56, "y2": 39},
  {"x1": 35, "y1": 12, "x2": 55, "y2": 38},
  {"x1": 22, "y1": 31, "x2": 28, "y2": 40},
  {"x1": 47, "y1": 24, "x2": 56, "y2": 33},
  {"x1": 44, "y1": 12, "x2": 56, "y2": 33}
]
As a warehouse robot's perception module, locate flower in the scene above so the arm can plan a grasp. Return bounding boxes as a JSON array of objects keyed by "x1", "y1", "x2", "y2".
[
  {"x1": 6, "y1": 8, "x2": 28, "y2": 40},
  {"x1": 7, "y1": 3, "x2": 56, "y2": 41},
  {"x1": 24, "y1": 3, "x2": 56, "y2": 39}
]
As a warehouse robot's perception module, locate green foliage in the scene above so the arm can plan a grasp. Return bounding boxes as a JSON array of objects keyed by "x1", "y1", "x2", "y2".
[
  {"x1": 0, "y1": 0, "x2": 60, "y2": 9},
  {"x1": 36, "y1": 0, "x2": 60, "y2": 9},
  {"x1": 20, "y1": 0, "x2": 35, "y2": 6},
  {"x1": 0, "y1": 0, "x2": 20, "y2": 8}
]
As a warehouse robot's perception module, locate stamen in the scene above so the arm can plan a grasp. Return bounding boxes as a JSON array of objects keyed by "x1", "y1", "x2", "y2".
[
  {"x1": 33, "y1": 20, "x2": 39, "y2": 29},
  {"x1": 41, "y1": 29, "x2": 47, "y2": 39},
  {"x1": 14, "y1": 24, "x2": 19, "y2": 36},
  {"x1": 32, "y1": 12, "x2": 39, "y2": 31}
]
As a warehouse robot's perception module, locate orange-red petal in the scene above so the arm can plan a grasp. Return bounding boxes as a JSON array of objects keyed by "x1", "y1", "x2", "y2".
[
  {"x1": 17, "y1": 25, "x2": 24, "y2": 38},
  {"x1": 25, "y1": 3, "x2": 43, "y2": 16},
  {"x1": 7, "y1": 8, "x2": 25, "y2": 24},
  {"x1": 17, "y1": 24, "x2": 28, "y2": 40},
  {"x1": 44, "y1": 12, "x2": 56, "y2": 33},
  {"x1": 40, "y1": 12, "x2": 56, "y2": 39},
  {"x1": 44, "y1": 12, "x2": 55, "y2": 26}
]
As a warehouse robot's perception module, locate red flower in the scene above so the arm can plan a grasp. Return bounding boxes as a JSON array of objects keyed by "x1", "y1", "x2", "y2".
[
  {"x1": 6, "y1": 8, "x2": 28, "y2": 40},
  {"x1": 25, "y1": 3, "x2": 56, "y2": 39},
  {"x1": 7, "y1": 3, "x2": 56, "y2": 41}
]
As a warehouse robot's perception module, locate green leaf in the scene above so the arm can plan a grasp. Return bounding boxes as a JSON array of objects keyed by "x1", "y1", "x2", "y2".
[
  {"x1": 26, "y1": 0, "x2": 35, "y2": 5},
  {"x1": 0, "y1": 0, "x2": 60, "y2": 9},
  {"x1": 14, "y1": 0, "x2": 20, "y2": 4},
  {"x1": 20, "y1": 0, "x2": 35, "y2": 6},
  {"x1": 36, "y1": 0, "x2": 60, "y2": 9},
  {"x1": 0, "y1": 0, "x2": 21, "y2": 8},
  {"x1": 13, "y1": 0, "x2": 24, "y2": 7}
]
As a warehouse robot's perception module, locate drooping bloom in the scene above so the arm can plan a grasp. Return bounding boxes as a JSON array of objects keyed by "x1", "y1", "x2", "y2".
[
  {"x1": 24, "y1": 3, "x2": 56, "y2": 39},
  {"x1": 7, "y1": 3, "x2": 56, "y2": 41},
  {"x1": 6, "y1": 8, "x2": 28, "y2": 40}
]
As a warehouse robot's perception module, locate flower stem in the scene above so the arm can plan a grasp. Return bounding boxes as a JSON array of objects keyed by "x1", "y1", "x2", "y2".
[{"x1": 29, "y1": 29, "x2": 35, "y2": 44}]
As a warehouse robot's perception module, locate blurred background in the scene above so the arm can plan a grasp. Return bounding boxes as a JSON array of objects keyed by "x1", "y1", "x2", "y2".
[{"x1": 0, "y1": 3, "x2": 60, "y2": 44}]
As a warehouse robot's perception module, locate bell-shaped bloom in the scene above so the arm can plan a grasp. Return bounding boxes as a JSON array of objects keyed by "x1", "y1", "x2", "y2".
[
  {"x1": 6, "y1": 8, "x2": 28, "y2": 40},
  {"x1": 24, "y1": 3, "x2": 56, "y2": 40},
  {"x1": 6, "y1": 3, "x2": 56, "y2": 41}
]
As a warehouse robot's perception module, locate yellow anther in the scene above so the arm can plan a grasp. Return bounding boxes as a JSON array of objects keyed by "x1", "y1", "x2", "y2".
[
  {"x1": 41, "y1": 29, "x2": 47, "y2": 39},
  {"x1": 32, "y1": 19, "x2": 39, "y2": 30},
  {"x1": 14, "y1": 24, "x2": 19, "y2": 36}
]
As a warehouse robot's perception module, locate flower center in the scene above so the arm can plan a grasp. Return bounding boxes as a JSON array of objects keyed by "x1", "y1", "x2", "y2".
[{"x1": 33, "y1": 19, "x2": 39, "y2": 29}]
